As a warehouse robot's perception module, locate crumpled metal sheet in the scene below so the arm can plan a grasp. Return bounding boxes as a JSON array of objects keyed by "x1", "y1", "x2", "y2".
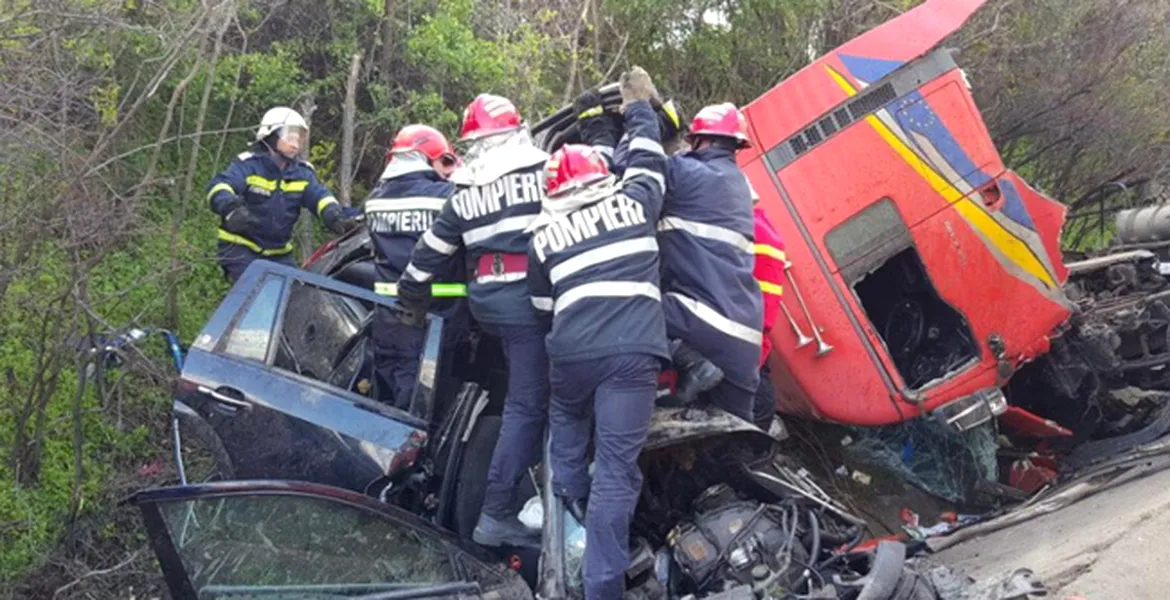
[
  {"x1": 1063, "y1": 395, "x2": 1170, "y2": 472},
  {"x1": 921, "y1": 564, "x2": 1048, "y2": 600},
  {"x1": 643, "y1": 406, "x2": 775, "y2": 453}
]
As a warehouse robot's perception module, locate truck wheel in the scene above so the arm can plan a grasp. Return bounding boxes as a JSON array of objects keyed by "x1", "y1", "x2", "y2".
[{"x1": 453, "y1": 415, "x2": 502, "y2": 539}]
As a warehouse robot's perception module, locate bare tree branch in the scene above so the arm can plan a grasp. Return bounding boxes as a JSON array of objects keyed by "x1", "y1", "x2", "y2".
[{"x1": 339, "y1": 52, "x2": 363, "y2": 207}]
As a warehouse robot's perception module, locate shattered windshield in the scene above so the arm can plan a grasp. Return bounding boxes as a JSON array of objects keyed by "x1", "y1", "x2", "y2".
[{"x1": 157, "y1": 494, "x2": 455, "y2": 599}]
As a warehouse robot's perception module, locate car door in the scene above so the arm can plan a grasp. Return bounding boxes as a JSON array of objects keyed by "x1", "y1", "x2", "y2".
[
  {"x1": 131, "y1": 480, "x2": 533, "y2": 600},
  {"x1": 176, "y1": 261, "x2": 444, "y2": 494}
]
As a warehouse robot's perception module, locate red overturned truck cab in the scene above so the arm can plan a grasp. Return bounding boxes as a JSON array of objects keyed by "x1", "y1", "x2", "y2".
[{"x1": 740, "y1": 0, "x2": 1074, "y2": 430}]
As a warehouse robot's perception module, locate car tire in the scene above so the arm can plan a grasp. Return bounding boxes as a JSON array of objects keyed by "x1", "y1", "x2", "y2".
[
  {"x1": 177, "y1": 418, "x2": 236, "y2": 484},
  {"x1": 453, "y1": 415, "x2": 502, "y2": 539}
]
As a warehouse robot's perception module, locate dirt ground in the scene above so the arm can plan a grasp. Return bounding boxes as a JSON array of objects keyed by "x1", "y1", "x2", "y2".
[{"x1": 934, "y1": 466, "x2": 1170, "y2": 599}]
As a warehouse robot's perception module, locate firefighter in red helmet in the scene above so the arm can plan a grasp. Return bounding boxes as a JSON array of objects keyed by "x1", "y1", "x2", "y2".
[
  {"x1": 526, "y1": 66, "x2": 670, "y2": 599},
  {"x1": 364, "y1": 124, "x2": 467, "y2": 409},
  {"x1": 652, "y1": 102, "x2": 764, "y2": 422},
  {"x1": 396, "y1": 94, "x2": 551, "y2": 548},
  {"x1": 573, "y1": 91, "x2": 764, "y2": 421}
]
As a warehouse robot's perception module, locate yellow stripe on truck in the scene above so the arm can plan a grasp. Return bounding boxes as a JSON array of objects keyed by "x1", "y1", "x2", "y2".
[{"x1": 823, "y1": 66, "x2": 1056, "y2": 290}]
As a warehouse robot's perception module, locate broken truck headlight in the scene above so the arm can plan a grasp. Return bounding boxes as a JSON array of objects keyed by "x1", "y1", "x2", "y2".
[{"x1": 931, "y1": 387, "x2": 1007, "y2": 432}]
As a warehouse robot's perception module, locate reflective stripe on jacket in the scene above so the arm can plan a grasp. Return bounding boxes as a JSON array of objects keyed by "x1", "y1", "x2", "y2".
[
  {"x1": 398, "y1": 140, "x2": 550, "y2": 326},
  {"x1": 206, "y1": 149, "x2": 338, "y2": 251},
  {"x1": 527, "y1": 100, "x2": 670, "y2": 362},
  {"x1": 658, "y1": 146, "x2": 763, "y2": 391}
]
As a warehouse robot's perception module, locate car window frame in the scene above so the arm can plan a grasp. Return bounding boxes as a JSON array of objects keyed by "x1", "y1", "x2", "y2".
[
  {"x1": 131, "y1": 481, "x2": 514, "y2": 600},
  {"x1": 268, "y1": 277, "x2": 370, "y2": 384},
  {"x1": 214, "y1": 272, "x2": 288, "y2": 364},
  {"x1": 204, "y1": 263, "x2": 445, "y2": 425}
]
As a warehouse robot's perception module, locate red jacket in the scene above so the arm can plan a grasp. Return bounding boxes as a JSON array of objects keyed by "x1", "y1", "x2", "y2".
[{"x1": 753, "y1": 207, "x2": 786, "y2": 367}]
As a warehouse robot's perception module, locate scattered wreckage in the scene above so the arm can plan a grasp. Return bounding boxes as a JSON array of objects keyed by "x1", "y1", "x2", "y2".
[
  {"x1": 127, "y1": 0, "x2": 1170, "y2": 598},
  {"x1": 154, "y1": 261, "x2": 1039, "y2": 600}
]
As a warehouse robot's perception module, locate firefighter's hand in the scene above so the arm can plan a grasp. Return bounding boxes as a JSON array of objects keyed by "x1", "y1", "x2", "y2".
[
  {"x1": 395, "y1": 284, "x2": 432, "y2": 329},
  {"x1": 620, "y1": 66, "x2": 661, "y2": 112},
  {"x1": 574, "y1": 89, "x2": 606, "y2": 121},
  {"x1": 575, "y1": 88, "x2": 621, "y2": 148},
  {"x1": 322, "y1": 203, "x2": 359, "y2": 236},
  {"x1": 222, "y1": 204, "x2": 257, "y2": 235},
  {"x1": 327, "y1": 216, "x2": 359, "y2": 236},
  {"x1": 394, "y1": 304, "x2": 428, "y2": 329}
]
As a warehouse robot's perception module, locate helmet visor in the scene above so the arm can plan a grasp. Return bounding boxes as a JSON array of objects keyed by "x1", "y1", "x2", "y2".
[
  {"x1": 275, "y1": 125, "x2": 308, "y2": 146},
  {"x1": 272, "y1": 125, "x2": 308, "y2": 159}
]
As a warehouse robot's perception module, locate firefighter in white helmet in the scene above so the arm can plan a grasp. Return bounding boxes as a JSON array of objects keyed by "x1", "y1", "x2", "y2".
[{"x1": 206, "y1": 107, "x2": 357, "y2": 281}]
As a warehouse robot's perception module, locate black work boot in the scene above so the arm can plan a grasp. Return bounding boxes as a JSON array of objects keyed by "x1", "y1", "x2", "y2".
[{"x1": 671, "y1": 339, "x2": 724, "y2": 404}]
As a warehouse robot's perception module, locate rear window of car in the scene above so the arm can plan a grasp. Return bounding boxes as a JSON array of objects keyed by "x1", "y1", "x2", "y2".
[
  {"x1": 218, "y1": 274, "x2": 377, "y2": 398},
  {"x1": 221, "y1": 275, "x2": 285, "y2": 361},
  {"x1": 272, "y1": 280, "x2": 368, "y2": 382}
]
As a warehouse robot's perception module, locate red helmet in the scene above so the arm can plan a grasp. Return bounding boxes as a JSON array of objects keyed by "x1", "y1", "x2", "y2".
[
  {"x1": 545, "y1": 144, "x2": 611, "y2": 197},
  {"x1": 386, "y1": 124, "x2": 456, "y2": 164},
  {"x1": 460, "y1": 94, "x2": 522, "y2": 141},
  {"x1": 687, "y1": 103, "x2": 752, "y2": 148}
]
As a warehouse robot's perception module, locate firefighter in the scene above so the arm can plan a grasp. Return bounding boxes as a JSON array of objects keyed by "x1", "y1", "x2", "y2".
[
  {"x1": 527, "y1": 66, "x2": 669, "y2": 600},
  {"x1": 206, "y1": 106, "x2": 357, "y2": 282},
  {"x1": 365, "y1": 124, "x2": 467, "y2": 409},
  {"x1": 396, "y1": 94, "x2": 550, "y2": 547},
  {"x1": 656, "y1": 103, "x2": 764, "y2": 422},
  {"x1": 572, "y1": 92, "x2": 726, "y2": 405},
  {"x1": 751, "y1": 190, "x2": 788, "y2": 434}
]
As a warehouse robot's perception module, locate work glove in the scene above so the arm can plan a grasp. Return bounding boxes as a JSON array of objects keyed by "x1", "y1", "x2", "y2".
[
  {"x1": 574, "y1": 88, "x2": 606, "y2": 121},
  {"x1": 574, "y1": 88, "x2": 620, "y2": 149},
  {"x1": 222, "y1": 201, "x2": 257, "y2": 236},
  {"x1": 327, "y1": 215, "x2": 359, "y2": 236},
  {"x1": 393, "y1": 304, "x2": 428, "y2": 329},
  {"x1": 322, "y1": 204, "x2": 360, "y2": 236},
  {"x1": 394, "y1": 286, "x2": 431, "y2": 329},
  {"x1": 619, "y1": 66, "x2": 661, "y2": 113}
]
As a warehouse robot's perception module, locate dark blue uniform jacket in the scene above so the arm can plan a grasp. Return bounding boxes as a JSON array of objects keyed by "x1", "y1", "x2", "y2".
[
  {"x1": 398, "y1": 140, "x2": 549, "y2": 326},
  {"x1": 207, "y1": 150, "x2": 338, "y2": 254},
  {"x1": 527, "y1": 101, "x2": 670, "y2": 363},
  {"x1": 364, "y1": 162, "x2": 466, "y2": 319},
  {"x1": 659, "y1": 146, "x2": 763, "y2": 391}
]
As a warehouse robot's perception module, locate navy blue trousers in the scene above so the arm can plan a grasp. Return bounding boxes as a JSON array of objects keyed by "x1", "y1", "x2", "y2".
[
  {"x1": 372, "y1": 306, "x2": 426, "y2": 410},
  {"x1": 216, "y1": 241, "x2": 296, "y2": 283},
  {"x1": 549, "y1": 353, "x2": 659, "y2": 600},
  {"x1": 710, "y1": 379, "x2": 756, "y2": 424},
  {"x1": 752, "y1": 362, "x2": 776, "y2": 430},
  {"x1": 480, "y1": 324, "x2": 551, "y2": 519}
]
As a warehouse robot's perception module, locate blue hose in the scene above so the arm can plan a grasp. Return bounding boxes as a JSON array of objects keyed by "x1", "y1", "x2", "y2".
[
  {"x1": 96, "y1": 327, "x2": 187, "y2": 372},
  {"x1": 157, "y1": 330, "x2": 186, "y2": 371}
]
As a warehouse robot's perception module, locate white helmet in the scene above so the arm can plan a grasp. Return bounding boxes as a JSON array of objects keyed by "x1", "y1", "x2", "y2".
[{"x1": 256, "y1": 107, "x2": 308, "y2": 142}]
